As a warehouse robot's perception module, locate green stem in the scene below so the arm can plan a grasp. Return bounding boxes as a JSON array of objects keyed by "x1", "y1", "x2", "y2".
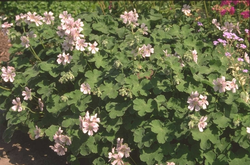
[
  {"x1": 203, "y1": 0, "x2": 209, "y2": 18},
  {"x1": 29, "y1": 46, "x2": 42, "y2": 61},
  {"x1": 130, "y1": 156, "x2": 137, "y2": 165},
  {"x1": 26, "y1": 106, "x2": 36, "y2": 114},
  {"x1": 0, "y1": 85, "x2": 10, "y2": 90}
]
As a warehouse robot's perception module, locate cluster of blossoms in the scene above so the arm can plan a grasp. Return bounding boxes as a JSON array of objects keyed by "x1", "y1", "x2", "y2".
[
  {"x1": 56, "y1": 52, "x2": 72, "y2": 65},
  {"x1": 1, "y1": 66, "x2": 16, "y2": 82},
  {"x1": 213, "y1": 76, "x2": 238, "y2": 93},
  {"x1": 212, "y1": 0, "x2": 249, "y2": 18},
  {"x1": 50, "y1": 127, "x2": 71, "y2": 156},
  {"x1": 57, "y1": 11, "x2": 99, "y2": 54},
  {"x1": 108, "y1": 138, "x2": 131, "y2": 165},
  {"x1": 1, "y1": 21, "x2": 13, "y2": 35},
  {"x1": 182, "y1": 4, "x2": 191, "y2": 16},
  {"x1": 120, "y1": 9, "x2": 139, "y2": 27},
  {"x1": 79, "y1": 111, "x2": 100, "y2": 136},
  {"x1": 187, "y1": 91, "x2": 209, "y2": 132},
  {"x1": 15, "y1": 11, "x2": 55, "y2": 26},
  {"x1": 138, "y1": 44, "x2": 154, "y2": 58},
  {"x1": 120, "y1": 9, "x2": 149, "y2": 36},
  {"x1": 187, "y1": 91, "x2": 209, "y2": 111}
]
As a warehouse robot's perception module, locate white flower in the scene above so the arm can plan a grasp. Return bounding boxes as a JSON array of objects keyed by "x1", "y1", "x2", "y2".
[
  {"x1": 80, "y1": 83, "x2": 91, "y2": 94},
  {"x1": 198, "y1": 116, "x2": 207, "y2": 132},
  {"x1": 182, "y1": 4, "x2": 191, "y2": 16},
  {"x1": 12, "y1": 97, "x2": 22, "y2": 112},
  {"x1": 43, "y1": 11, "x2": 55, "y2": 25},
  {"x1": 138, "y1": 44, "x2": 154, "y2": 58},
  {"x1": 247, "y1": 127, "x2": 250, "y2": 134},
  {"x1": 191, "y1": 49, "x2": 198, "y2": 64},
  {"x1": 1, "y1": 66, "x2": 16, "y2": 82},
  {"x1": 22, "y1": 87, "x2": 32, "y2": 100},
  {"x1": 244, "y1": 52, "x2": 250, "y2": 64},
  {"x1": 199, "y1": 95, "x2": 209, "y2": 109},
  {"x1": 57, "y1": 52, "x2": 72, "y2": 65},
  {"x1": 79, "y1": 111, "x2": 100, "y2": 136},
  {"x1": 88, "y1": 41, "x2": 99, "y2": 54}
]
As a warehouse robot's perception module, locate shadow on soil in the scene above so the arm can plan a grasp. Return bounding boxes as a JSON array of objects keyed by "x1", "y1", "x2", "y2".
[{"x1": 0, "y1": 124, "x2": 69, "y2": 165}]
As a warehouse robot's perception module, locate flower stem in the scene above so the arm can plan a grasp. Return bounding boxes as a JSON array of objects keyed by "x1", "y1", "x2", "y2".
[
  {"x1": 0, "y1": 85, "x2": 10, "y2": 90},
  {"x1": 203, "y1": 0, "x2": 209, "y2": 18},
  {"x1": 130, "y1": 156, "x2": 137, "y2": 165},
  {"x1": 29, "y1": 46, "x2": 42, "y2": 61}
]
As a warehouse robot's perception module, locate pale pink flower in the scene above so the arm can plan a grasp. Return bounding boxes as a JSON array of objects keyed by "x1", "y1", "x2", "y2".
[
  {"x1": 140, "y1": 23, "x2": 148, "y2": 35},
  {"x1": 38, "y1": 98, "x2": 44, "y2": 111},
  {"x1": 88, "y1": 41, "x2": 99, "y2": 54},
  {"x1": 120, "y1": 9, "x2": 139, "y2": 27},
  {"x1": 20, "y1": 36, "x2": 30, "y2": 48},
  {"x1": 59, "y1": 11, "x2": 72, "y2": 23},
  {"x1": 198, "y1": 116, "x2": 207, "y2": 132},
  {"x1": 115, "y1": 138, "x2": 131, "y2": 158},
  {"x1": 34, "y1": 125, "x2": 42, "y2": 139},
  {"x1": 75, "y1": 38, "x2": 88, "y2": 51},
  {"x1": 109, "y1": 147, "x2": 125, "y2": 165},
  {"x1": 167, "y1": 162, "x2": 175, "y2": 165},
  {"x1": 49, "y1": 143, "x2": 67, "y2": 156},
  {"x1": 187, "y1": 91, "x2": 201, "y2": 111},
  {"x1": 139, "y1": 44, "x2": 154, "y2": 58},
  {"x1": 182, "y1": 4, "x2": 191, "y2": 16},
  {"x1": 247, "y1": 127, "x2": 250, "y2": 134},
  {"x1": 191, "y1": 50, "x2": 198, "y2": 63},
  {"x1": 57, "y1": 52, "x2": 72, "y2": 65},
  {"x1": 43, "y1": 11, "x2": 55, "y2": 25},
  {"x1": 12, "y1": 97, "x2": 22, "y2": 112},
  {"x1": 1, "y1": 22, "x2": 13, "y2": 35},
  {"x1": 79, "y1": 111, "x2": 100, "y2": 136},
  {"x1": 199, "y1": 95, "x2": 209, "y2": 109},
  {"x1": 213, "y1": 76, "x2": 231, "y2": 93},
  {"x1": 80, "y1": 83, "x2": 91, "y2": 94},
  {"x1": 22, "y1": 87, "x2": 32, "y2": 100},
  {"x1": 15, "y1": 13, "x2": 27, "y2": 26},
  {"x1": 26, "y1": 12, "x2": 43, "y2": 26},
  {"x1": 227, "y1": 78, "x2": 238, "y2": 93},
  {"x1": 1, "y1": 66, "x2": 16, "y2": 82}
]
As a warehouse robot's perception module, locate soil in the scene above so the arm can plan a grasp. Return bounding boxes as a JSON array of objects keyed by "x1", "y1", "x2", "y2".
[{"x1": 0, "y1": 124, "x2": 69, "y2": 165}]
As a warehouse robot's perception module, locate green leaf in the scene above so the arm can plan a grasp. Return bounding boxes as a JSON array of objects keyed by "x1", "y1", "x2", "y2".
[
  {"x1": 213, "y1": 112, "x2": 231, "y2": 128},
  {"x1": 150, "y1": 120, "x2": 167, "y2": 144},
  {"x1": 45, "y1": 125, "x2": 59, "y2": 141},
  {"x1": 85, "y1": 69, "x2": 103, "y2": 88},
  {"x1": 133, "y1": 98, "x2": 156, "y2": 116},
  {"x1": 93, "y1": 157, "x2": 107, "y2": 165},
  {"x1": 105, "y1": 101, "x2": 130, "y2": 119},
  {"x1": 100, "y1": 82, "x2": 119, "y2": 99},
  {"x1": 46, "y1": 94, "x2": 67, "y2": 116},
  {"x1": 2, "y1": 125, "x2": 16, "y2": 143},
  {"x1": 92, "y1": 22, "x2": 109, "y2": 34}
]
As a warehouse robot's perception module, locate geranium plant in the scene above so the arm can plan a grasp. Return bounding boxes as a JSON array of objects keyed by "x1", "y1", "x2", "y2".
[{"x1": 0, "y1": 1, "x2": 250, "y2": 165}]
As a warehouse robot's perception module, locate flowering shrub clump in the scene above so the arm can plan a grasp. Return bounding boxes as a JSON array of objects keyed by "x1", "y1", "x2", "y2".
[{"x1": 0, "y1": 1, "x2": 250, "y2": 164}]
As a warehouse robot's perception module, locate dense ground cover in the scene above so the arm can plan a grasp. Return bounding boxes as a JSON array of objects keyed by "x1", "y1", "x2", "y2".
[{"x1": 0, "y1": 1, "x2": 250, "y2": 165}]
